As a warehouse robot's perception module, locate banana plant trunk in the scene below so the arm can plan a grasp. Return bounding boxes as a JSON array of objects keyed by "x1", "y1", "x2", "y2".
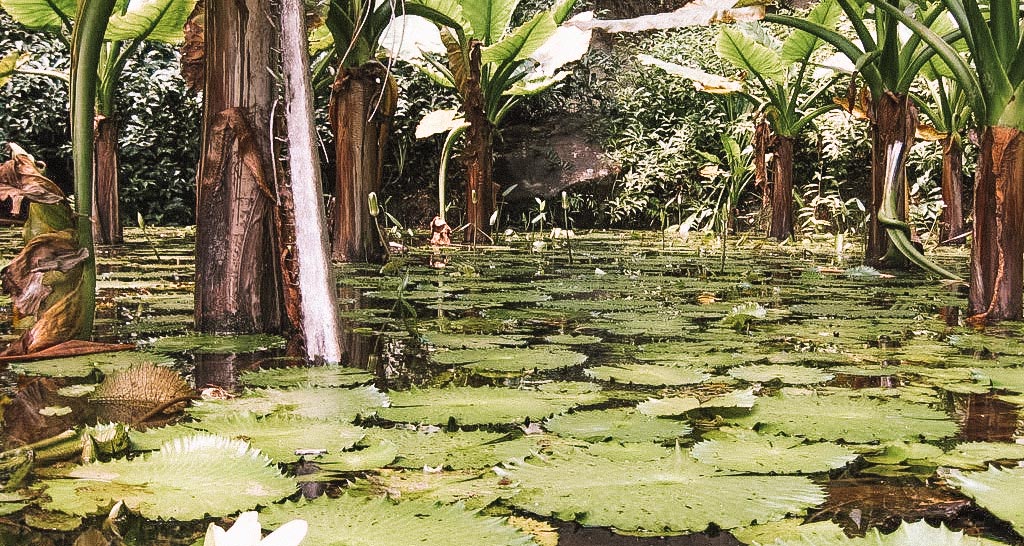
[
  {"x1": 92, "y1": 114, "x2": 123, "y2": 244},
  {"x1": 462, "y1": 42, "x2": 495, "y2": 244},
  {"x1": 867, "y1": 92, "x2": 914, "y2": 267},
  {"x1": 768, "y1": 134, "x2": 795, "y2": 241},
  {"x1": 195, "y1": 0, "x2": 285, "y2": 333},
  {"x1": 940, "y1": 134, "x2": 967, "y2": 244},
  {"x1": 328, "y1": 62, "x2": 396, "y2": 263},
  {"x1": 968, "y1": 126, "x2": 1024, "y2": 323}
]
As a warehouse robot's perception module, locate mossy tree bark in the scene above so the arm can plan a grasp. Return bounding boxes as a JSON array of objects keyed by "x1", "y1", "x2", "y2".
[
  {"x1": 969, "y1": 126, "x2": 1024, "y2": 322},
  {"x1": 768, "y1": 134, "x2": 795, "y2": 241},
  {"x1": 328, "y1": 62, "x2": 396, "y2": 263},
  {"x1": 194, "y1": 0, "x2": 284, "y2": 333}
]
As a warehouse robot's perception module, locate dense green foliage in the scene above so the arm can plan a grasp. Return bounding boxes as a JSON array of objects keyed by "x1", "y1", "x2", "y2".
[{"x1": 0, "y1": 12, "x2": 198, "y2": 225}]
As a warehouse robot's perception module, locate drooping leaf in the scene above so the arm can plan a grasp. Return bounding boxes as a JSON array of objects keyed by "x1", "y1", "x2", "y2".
[
  {"x1": 0, "y1": 0, "x2": 76, "y2": 30},
  {"x1": 105, "y1": 0, "x2": 198, "y2": 43},
  {"x1": 416, "y1": 109, "x2": 468, "y2": 139},
  {"x1": 528, "y1": 11, "x2": 593, "y2": 77},
  {"x1": 42, "y1": 434, "x2": 295, "y2": 520},
  {"x1": 780, "y1": 0, "x2": 841, "y2": 63},
  {"x1": 727, "y1": 391, "x2": 958, "y2": 443},
  {"x1": 481, "y1": 11, "x2": 556, "y2": 65},
  {"x1": 638, "y1": 54, "x2": 743, "y2": 94},
  {"x1": 584, "y1": 363, "x2": 711, "y2": 386},
  {"x1": 379, "y1": 383, "x2": 605, "y2": 426},
  {"x1": 691, "y1": 430, "x2": 857, "y2": 473},
  {"x1": 461, "y1": 0, "x2": 519, "y2": 44},
  {"x1": 260, "y1": 496, "x2": 536, "y2": 546},
  {"x1": 545, "y1": 407, "x2": 691, "y2": 443},
  {"x1": 505, "y1": 446, "x2": 825, "y2": 533},
  {"x1": 717, "y1": 26, "x2": 785, "y2": 84},
  {"x1": 187, "y1": 386, "x2": 389, "y2": 422},
  {"x1": 569, "y1": 0, "x2": 765, "y2": 33},
  {"x1": 0, "y1": 51, "x2": 27, "y2": 88}
]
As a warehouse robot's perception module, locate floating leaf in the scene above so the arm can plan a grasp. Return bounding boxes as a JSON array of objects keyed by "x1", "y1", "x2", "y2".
[
  {"x1": 585, "y1": 364, "x2": 710, "y2": 386},
  {"x1": 770, "y1": 519, "x2": 1007, "y2": 545},
  {"x1": 691, "y1": 430, "x2": 857, "y2": 474},
  {"x1": 379, "y1": 384, "x2": 605, "y2": 426},
  {"x1": 187, "y1": 386, "x2": 388, "y2": 422},
  {"x1": 239, "y1": 365, "x2": 374, "y2": 389},
  {"x1": 732, "y1": 518, "x2": 847, "y2": 545},
  {"x1": 727, "y1": 391, "x2": 957, "y2": 443},
  {"x1": 945, "y1": 466, "x2": 1024, "y2": 536},
  {"x1": 638, "y1": 389, "x2": 757, "y2": 416},
  {"x1": 42, "y1": 434, "x2": 295, "y2": 520},
  {"x1": 420, "y1": 332, "x2": 528, "y2": 349},
  {"x1": 505, "y1": 446, "x2": 825, "y2": 533},
  {"x1": 148, "y1": 333, "x2": 286, "y2": 354},
  {"x1": 11, "y1": 350, "x2": 176, "y2": 378},
  {"x1": 364, "y1": 428, "x2": 575, "y2": 470},
  {"x1": 260, "y1": 496, "x2": 535, "y2": 546},
  {"x1": 544, "y1": 334, "x2": 602, "y2": 345},
  {"x1": 934, "y1": 442, "x2": 1024, "y2": 470},
  {"x1": 431, "y1": 347, "x2": 587, "y2": 374},
  {"x1": 728, "y1": 364, "x2": 834, "y2": 385},
  {"x1": 545, "y1": 408, "x2": 691, "y2": 443},
  {"x1": 183, "y1": 414, "x2": 366, "y2": 464}
]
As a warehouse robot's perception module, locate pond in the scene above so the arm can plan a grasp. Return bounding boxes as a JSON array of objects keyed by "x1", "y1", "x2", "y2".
[{"x1": 1, "y1": 227, "x2": 1023, "y2": 545}]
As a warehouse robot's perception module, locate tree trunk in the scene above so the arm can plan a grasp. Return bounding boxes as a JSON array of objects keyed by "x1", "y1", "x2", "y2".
[
  {"x1": 768, "y1": 134, "x2": 795, "y2": 241},
  {"x1": 867, "y1": 92, "x2": 914, "y2": 267},
  {"x1": 329, "y1": 62, "x2": 396, "y2": 263},
  {"x1": 195, "y1": 0, "x2": 284, "y2": 333},
  {"x1": 462, "y1": 41, "x2": 495, "y2": 243},
  {"x1": 279, "y1": 0, "x2": 342, "y2": 362},
  {"x1": 968, "y1": 126, "x2": 1024, "y2": 323},
  {"x1": 940, "y1": 135, "x2": 968, "y2": 244},
  {"x1": 92, "y1": 114, "x2": 122, "y2": 245}
]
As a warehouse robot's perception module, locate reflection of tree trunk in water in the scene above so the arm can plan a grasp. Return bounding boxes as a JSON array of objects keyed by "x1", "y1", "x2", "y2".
[
  {"x1": 194, "y1": 0, "x2": 284, "y2": 333},
  {"x1": 193, "y1": 353, "x2": 240, "y2": 392},
  {"x1": 92, "y1": 115, "x2": 122, "y2": 244},
  {"x1": 867, "y1": 93, "x2": 914, "y2": 267},
  {"x1": 953, "y1": 392, "x2": 1018, "y2": 442},
  {"x1": 329, "y1": 62, "x2": 396, "y2": 263},
  {"x1": 939, "y1": 135, "x2": 967, "y2": 244},
  {"x1": 768, "y1": 135, "x2": 794, "y2": 241},
  {"x1": 462, "y1": 42, "x2": 495, "y2": 244},
  {"x1": 337, "y1": 286, "x2": 377, "y2": 369},
  {"x1": 968, "y1": 126, "x2": 1024, "y2": 323}
]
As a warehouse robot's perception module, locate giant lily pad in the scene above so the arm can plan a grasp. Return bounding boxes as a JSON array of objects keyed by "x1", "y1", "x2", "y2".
[
  {"x1": 585, "y1": 364, "x2": 711, "y2": 386},
  {"x1": 944, "y1": 466, "x2": 1024, "y2": 535},
  {"x1": 638, "y1": 389, "x2": 757, "y2": 417},
  {"x1": 178, "y1": 413, "x2": 367, "y2": 464},
  {"x1": 239, "y1": 365, "x2": 374, "y2": 389},
  {"x1": 545, "y1": 408, "x2": 691, "y2": 443},
  {"x1": 431, "y1": 347, "x2": 588, "y2": 374},
  {"x1": 727, "y1": 391, "x2": 958, "y2": 443},
  {"x1": 769, "y1": 520, "x2": 1007, "y2": 545},
  {"x1": 379, "y1": 384, "x2": 605, "y2": 426},
  {"x1": 363, "y1": 428, "x2": 577, "y2": 470},
  {"x1": 10, "y1": 351, "x2": 174, "y2": 378},
  {"x1": 259, "y1": 496, "x2": 535, "y2": 546},
  {"x1": 147, "y1": 333, "x2": 286, "y2": 354},
  {"x1": 187, "y1": 386, "x2": 388, "y2": 422},
  {"x1": 727, "y1": 364, "x2": 834, "y2": 385},
  {"x1": 505, "y1": 446, "x2": 825, "y2": 533},
  {"x1": 42, "y1": 434, "x2": 295, "y2": 520},
  {"x1": 690, "y1": 430, "x2": 857, "y2": 474}
]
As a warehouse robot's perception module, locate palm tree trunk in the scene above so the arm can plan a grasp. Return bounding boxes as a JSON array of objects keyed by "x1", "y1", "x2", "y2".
[
  {"x1": 968, "y1": 126, "x2": 1024, "y2": 323},
  {"x1": 768, "y1": 134, "x2": 795, "y2": 241},
  {"x1": 462, "y1": 41, "x2": 495, "y2": 243},
  {"x1": 867, "y1": 92, "x2": 914, "y2": 267},
  {"x1": 939, "y1": 134, "x2": 967, "y2": 244},
  {"x1": 195, "y1": 0, "x2": 284, "y2": 333},
  {"x1": 329, "y1": 62, "x2": 396, "y2": 263},
  {"x1": 92, "y1": 114, "x2": 123, "y2": 244}
]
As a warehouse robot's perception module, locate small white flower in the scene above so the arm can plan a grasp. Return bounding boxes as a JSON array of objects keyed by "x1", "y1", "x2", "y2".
[{"x1": 205, "y1": 512, "x2": 308, "y2": 546}]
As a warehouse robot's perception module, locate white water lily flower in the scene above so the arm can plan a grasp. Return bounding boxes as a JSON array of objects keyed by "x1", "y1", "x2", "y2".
[{"x1": 205, "y1": 512, "x2": 308, "y2": 546}]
